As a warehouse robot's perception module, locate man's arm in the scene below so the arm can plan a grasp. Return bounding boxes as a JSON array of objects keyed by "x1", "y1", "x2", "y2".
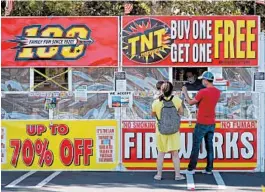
[{"x1": 182, "y1": 86, "x2": 199, "y2": 106}]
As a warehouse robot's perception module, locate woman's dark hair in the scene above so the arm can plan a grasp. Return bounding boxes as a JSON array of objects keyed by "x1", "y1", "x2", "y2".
[
  {"x1": 156, "y1": 81, "x2": 164, "y2": 90},
  {"x1": 159, "y1": 81, "x2": 173, "y2": 101}
]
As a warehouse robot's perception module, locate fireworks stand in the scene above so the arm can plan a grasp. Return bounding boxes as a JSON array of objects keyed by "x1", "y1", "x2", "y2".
[{"x1": 1, "y1": 16, "x2": 264, "y2": 172}]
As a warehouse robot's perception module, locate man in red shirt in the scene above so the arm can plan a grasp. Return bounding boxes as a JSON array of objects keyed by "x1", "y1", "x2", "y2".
[{"x1": 182, "y1": 71, "x2": 221, "y2": 174}]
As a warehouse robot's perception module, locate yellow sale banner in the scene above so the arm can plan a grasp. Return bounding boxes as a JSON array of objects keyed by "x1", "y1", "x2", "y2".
[{"x1": 1, "y1": 120, "x2": 118, "y2": 170}]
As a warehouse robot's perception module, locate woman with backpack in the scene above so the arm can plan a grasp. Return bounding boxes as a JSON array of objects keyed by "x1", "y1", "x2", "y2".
[{"x1": 151, "y1": 81, "x2": 185, "y2": 181}]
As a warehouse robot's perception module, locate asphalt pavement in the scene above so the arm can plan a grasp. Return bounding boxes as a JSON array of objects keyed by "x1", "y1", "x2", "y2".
[{"x1": 1, "y1": 171, "x2": 265, "y2": 192}]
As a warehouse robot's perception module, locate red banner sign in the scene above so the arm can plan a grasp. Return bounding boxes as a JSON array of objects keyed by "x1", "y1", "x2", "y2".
[
  {"x1": 122, "y1": 120, "x2": 257, "y2": 170},
  {"x1": 122, "y1": 16, "x2": 259, "y2": 67},
  {"x1": 1, "y1": 17, "x2": 119, "y2": 67}
]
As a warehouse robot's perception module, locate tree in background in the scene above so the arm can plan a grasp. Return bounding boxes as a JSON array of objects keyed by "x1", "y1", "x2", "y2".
[
  {"x1": 0, "y1": 1, "x2": 151, "y2": 16},
  {"x1": 1, "y1": 0, "x2": 264, "y2": 30}
]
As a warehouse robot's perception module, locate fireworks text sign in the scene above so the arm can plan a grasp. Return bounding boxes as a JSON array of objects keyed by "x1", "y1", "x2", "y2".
[{"x1": 122, "y1": 120, "x2": 257, "y2": 170}]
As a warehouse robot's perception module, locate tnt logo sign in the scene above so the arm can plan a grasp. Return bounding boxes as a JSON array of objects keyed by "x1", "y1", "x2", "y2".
[
  {"x1": 123, "y1": 18, "x2": 173, "y2": 64},
  {"x1": 10, "y1": 25, "x2": 93, "y2": 60}
]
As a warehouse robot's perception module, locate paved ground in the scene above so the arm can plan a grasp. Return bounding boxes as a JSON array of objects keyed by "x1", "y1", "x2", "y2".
[{"x1": 1, "y1": 171, "x2": 265, "y2": 192}]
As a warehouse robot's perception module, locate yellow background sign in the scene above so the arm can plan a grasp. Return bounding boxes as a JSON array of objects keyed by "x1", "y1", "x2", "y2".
[{"x1": 1, "y1": 120, "x2": 118, "y2": 170}]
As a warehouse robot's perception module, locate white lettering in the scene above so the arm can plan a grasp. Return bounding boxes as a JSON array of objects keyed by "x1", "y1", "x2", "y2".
[
  {"x1": 137, "y1": 133, "x2": 142, "y2": 159},
  {"x1": 171, "y1": 20, "x2": 177, "y2": 39},
  {"x1": 193, "y1": 20, "x2": 212, "y2": 39},
  {"x1": 193, "y1": 20, "x2": 199, "y2": 39},
  {"x1": 207, "y1": 20, "x2": 212, "y2": 39},
  {"x1": 171, "y1": 43, "x2": 190, "y2": 62},
  {"x1": 241, "y1": 132, "x2": 254, "y2": 159},
  {"x1": 171, "y1": 20, "x2": 190, "y2": 40},
  {"x1": 125, "y1": 133, "x2": 134, "y2": 159},
  {"x1": 145, "y1": 133, "x2": 156, "y2": 159},
  {"x1": 226, "y1": 132, "x2": 239, "y2": 159},
  {"x1": 124, "y1": 131, "x2": 255, "y2": 161},
  {"x1": 193, "y1": 43, "x2": 212, "y2": 62},
  {"x1": 207, "y1": 44, "x2": 212, "y2": 62},
  {"x1": 214, "y1": 133, "x2": 224, "y2": 159}
]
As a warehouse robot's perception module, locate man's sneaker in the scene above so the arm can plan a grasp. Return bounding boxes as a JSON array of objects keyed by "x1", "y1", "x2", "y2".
[
  {"x1": 185, "y1": 169, "x2": 195, "y2": 175},
  {"x1": 202, "y1": 170, "x2": 213, "y2": 174}
]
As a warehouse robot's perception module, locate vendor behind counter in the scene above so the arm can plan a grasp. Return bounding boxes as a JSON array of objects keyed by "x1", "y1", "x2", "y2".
[
  {"x1": 184, "y1": 69, "x2": 205, "y2": 91},
  {"x1": 173, "y1": 68, "x2": 206, "y2": 91}
]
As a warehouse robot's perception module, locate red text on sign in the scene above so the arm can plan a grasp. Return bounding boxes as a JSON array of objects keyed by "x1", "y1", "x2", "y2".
[
  {"x1": 26, "y1": 124, "x2": 47, "y2": 136},
  {"x1": 10, "y1": 139, "x2": 54, "y2": 167},
  {"x1": 10, "y1": 139, "x2": 21, "y2": 167},
  {"x1": 49, "y1": 124, "x2": 69, "y2": 135},
  {"x1": 60, "y1": 138, "x2": 93, "y2": 166}
]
